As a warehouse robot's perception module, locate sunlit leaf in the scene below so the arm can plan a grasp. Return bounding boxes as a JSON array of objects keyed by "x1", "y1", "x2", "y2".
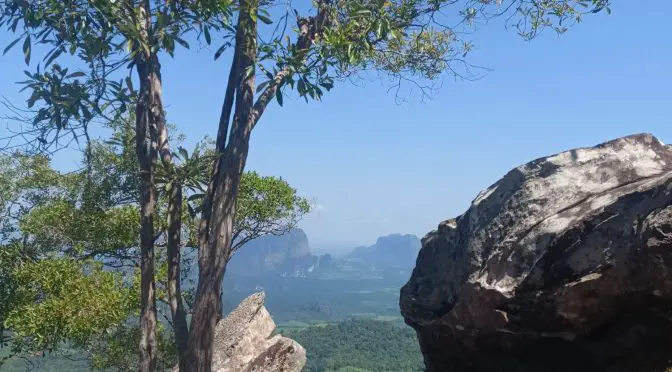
[{"x1": 22, "y1": 34, "x2": 31, "y2": 65}]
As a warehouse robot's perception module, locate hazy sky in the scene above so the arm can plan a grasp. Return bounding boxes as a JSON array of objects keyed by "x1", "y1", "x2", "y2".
[{"x1": 1, "y1": 1, "x2": 671, "y2": 253}]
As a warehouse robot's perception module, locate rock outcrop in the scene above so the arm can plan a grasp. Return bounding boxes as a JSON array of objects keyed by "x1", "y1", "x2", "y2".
[
  {"x1": 400, "y1": 134, "x2": 672, "y2": 372},
  {"x1": 212, "y1": 292, "x2": 306, "y2": 372}
]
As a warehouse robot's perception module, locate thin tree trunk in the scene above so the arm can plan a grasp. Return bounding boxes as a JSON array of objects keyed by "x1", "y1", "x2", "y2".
[
  {"x1": 204, "y1": 49, "x2": 239, "y2": 326},
  {"x1": 183, "y1": 1, "x2": 258, "y2": 370},
  {"x1": 136, "y1": 27, "x2": 189, "y2": 368},
  {"x1": 167, "y1": 180, "x2": 189, "y2": 370},
  {"x1": 197, "y1": 47, "x2": 239, "y2": 253},
  {"x1": 136, "y1": 58, "x2": 158, "y2": 372},
  {"x1": 135, "y1": 0, "x2": 167, "y2": 367},
  {"x1": 154, "y1": 58, "x2": 188, "y2": 363}
]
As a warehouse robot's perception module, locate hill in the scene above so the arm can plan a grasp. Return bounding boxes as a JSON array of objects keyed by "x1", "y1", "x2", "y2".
[
  {"x1": 346, "y1": 234, "x2": 420, "y2": 270},
  {"x1": 227, "y1": 228, "x2": 320, "y2": 278}
]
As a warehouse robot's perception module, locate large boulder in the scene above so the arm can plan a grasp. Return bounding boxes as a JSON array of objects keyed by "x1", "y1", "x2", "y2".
[
  {"x1": 400, "y1": 134, "x2": 672, "y2": 372},
  {"x1": 212, "y1": 292, "x2": 306, "y2": 372}
]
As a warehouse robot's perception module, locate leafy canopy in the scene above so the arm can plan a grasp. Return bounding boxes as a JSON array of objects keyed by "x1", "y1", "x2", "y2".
[
  {"x1": 5, "y1": 258, "x2": 135, "y2": 353},
  {"x1": 0, "y1": 113, "x2": 311, "y2": 367},
  {"x1": 0, "y1": 0, "x2": 611, "y2": 148},
  {"x1": 0, "y1": 0, "x2": 233, "y2": 151}
]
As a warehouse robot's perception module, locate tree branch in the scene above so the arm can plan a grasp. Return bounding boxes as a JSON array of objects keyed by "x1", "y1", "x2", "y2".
[
  {"x1": 198, "y1": 47, "x2": 239, "y2": 250},
  {"x1": 250, "y1": 0, "x2": 331, "y2": 129}
]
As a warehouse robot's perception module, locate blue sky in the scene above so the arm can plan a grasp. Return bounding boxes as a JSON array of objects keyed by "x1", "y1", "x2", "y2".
[{"x1": 1, "y1": 1, "x2": 671, "y2": 253}]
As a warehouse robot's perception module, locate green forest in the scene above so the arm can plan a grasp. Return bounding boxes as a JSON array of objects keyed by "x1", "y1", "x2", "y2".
[
  {"x1": 1, "y1": 319, "x2": 423, "y2": 372},
  {"x1": 281, "y1": 319, "x2": 424, "y2": 372}
]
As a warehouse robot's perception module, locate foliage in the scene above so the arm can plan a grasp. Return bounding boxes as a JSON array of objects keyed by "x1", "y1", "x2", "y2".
[
  {"x1": 232, "y1": 0, "x2": 613, "y2": 106},
  {"x1": 0, "y1": 0, "x2": 613, "y2": 146},
  {"x1": 88, "y1": 321, "x2": 177, "y2": 372},
  {"x1": 0, "y1": 0, "x2": 233, "y2": 151},
  {"x1": 0, "y1": 112, "x2": 310, "y2": 367},
  {"x1": 0, "y1": 151, "x2": 86, "y2": 350},
  {"x1": 4, "y1": 258, "x2": 135, "y2": 353},
  {"x1": 21, "y1": 201, "x2": 140, "y2": 257},
  {"x1": 0, "y1": 150, "x2": 137, "y2": 359},
  {"x1": 232, "y1": 171, "x2": 312, "y2": 252},
  {"x1": 0, "y1": 152, "x2": 80, "y2": 240},
  {"x1": 155, "y1": 135, "x2": 312, "y2": 255},
  {"x1": 281, "y1": 319, "x2": 424, "y2": 372}
]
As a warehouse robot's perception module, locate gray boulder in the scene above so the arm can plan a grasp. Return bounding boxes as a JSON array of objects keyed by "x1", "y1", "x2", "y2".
[
  {"x1": 212, "y1": 292, "x2": 306, "y2": 372},
  {"x1": 400, "y1": 134, "x2": 672, "y2": 371}
]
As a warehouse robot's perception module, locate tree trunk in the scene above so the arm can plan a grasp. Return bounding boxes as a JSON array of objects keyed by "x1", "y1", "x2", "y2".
[
  {"x1": 183, "y1": 0, "x2": 258, "y2": 370},
  {"x1": 135, "y1": 0, "x2": 168, "y2": 363},
  {"x1": 167, "y1": 180, "x2": 189, "y2": 370},
  {"x1": 142, "y1": 32, "x2": 190, "y2": 370},
  {"x1": 136, "y1": 58, "x2": 158, "y2": 372}
]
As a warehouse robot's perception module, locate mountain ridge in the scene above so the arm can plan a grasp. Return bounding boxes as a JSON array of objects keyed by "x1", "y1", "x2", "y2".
[{"x1": 345, "y1": 233, "x2": 421, "y2": 270}]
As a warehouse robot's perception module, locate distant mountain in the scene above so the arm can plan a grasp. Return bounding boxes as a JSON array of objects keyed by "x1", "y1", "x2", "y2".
[
  {"x1": 346, "y1": 234, "x2": 421, "y2": 270},
  {"x1": 224, "y1": 230, "x2": 420, "y2": 282},
  {"x1": 227, "y1": 228, "x2": 321, "y2": 278}
]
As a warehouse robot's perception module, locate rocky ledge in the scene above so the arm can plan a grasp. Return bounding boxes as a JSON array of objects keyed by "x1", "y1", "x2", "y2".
[
  {"x1": 401, "y1": 134, "x2": 672, "y2": 372},
  {"x1": 212, "y1": 292, "x2": 306, "y2": 372}
]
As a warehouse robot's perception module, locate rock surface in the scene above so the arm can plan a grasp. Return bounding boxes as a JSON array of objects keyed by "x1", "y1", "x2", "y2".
[
  {"x1": 212, "y1": 292, "x2": 306, "y2": 372},
  {"x1": 400, "y1": 134, "x2": 672, "y2": 372}
]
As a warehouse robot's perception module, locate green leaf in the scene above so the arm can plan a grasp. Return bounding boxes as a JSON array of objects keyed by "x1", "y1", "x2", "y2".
[
  {"x1": 174, "y1": 37, "x2": 190, "y2": 49},
  {"x1": 125, "y1": 77, "x2": 134, "y2": 92},
  {"x1": 27, "y1": 91, "x2": 40, "y2": 108},
  {"x1": 203, "y1": 26, "x2": 211, "y2": 45},
  {"x1": 164, "y1": 35, "x2": 175, "y2": 54},
  {"x1": 258, "y1": 14, "x2": 273, "y2": 25},
  {"x1": 3, "y1": 36, "x2": 22, "y2": 55},
  {"x1": 22, "y1": 35, "x2": 31, "y2": 65},
  {"x1": 256, "y1": 80, "x2": 270, "y2": 93},
  {"x1": 187, "y1": 193, "x2": 205, "y2": 202},
  {"x1": 178, "y1": 147, "x2": 189, "y2": 161},
  {"x1": 244, "y1": 65, "x2": 255, "y2": 79},
  {"x1": 44, "y1": 47, "x2": 63, "y2": 68},
  {"x1": 66, "y1": 72, "x2": 86, "y2": 79},
  {"x1": 275, "y1": 88, "x2": 283, "y2": 107},
  {"x1": 298, "y1": 79, "x2": 306, "y2": 95},
  {"x1": 320, "y1": 81, "x2": 334, "y2": 91},
  {"x1": 214, "y1": 44, "x2": 227, "y2": 60},
  {"x1": 81, "y1": 105, "x2": 92, "y2": 121}
]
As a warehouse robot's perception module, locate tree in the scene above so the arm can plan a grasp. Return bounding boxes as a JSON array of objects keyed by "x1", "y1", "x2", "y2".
[
  {"x1": 0, "y1": 116, "x2": 309, "y2": 370},
  {"x1": 0, "y1": 1, "x2": 231, "y2": 369},
  {"x1": 2, "y1": 0, "x2": 612, "y2": 370},
  {"x1": 0, "y1": 148, "x2": 139, "y2": 366},
  {"x1": 153, "y1": 135, "x2": 310, "y2": 363}
]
